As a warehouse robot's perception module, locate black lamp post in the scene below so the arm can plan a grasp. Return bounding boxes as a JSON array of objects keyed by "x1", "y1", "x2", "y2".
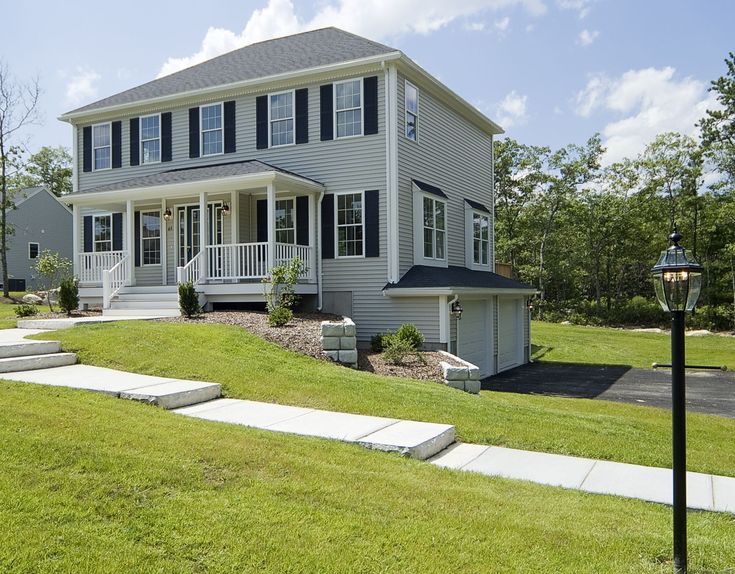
[{"x1": 651, "y1": 230, "x2": 703, "y2": 574}]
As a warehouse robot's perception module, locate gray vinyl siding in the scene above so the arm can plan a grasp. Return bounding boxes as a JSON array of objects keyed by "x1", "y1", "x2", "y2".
[
  {"x1": 395, "y1": 73, "x2": 495, "y2": 275},
  {"x1": 7, "y1": 191, "x2": 72, "y2": 291}
]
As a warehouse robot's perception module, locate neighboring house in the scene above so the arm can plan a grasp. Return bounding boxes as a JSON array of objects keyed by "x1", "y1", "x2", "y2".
[
  {"x1": 5, "y1": 186, "x2": 73, "y2": 291},
  {"x1": 59, "y1": 27, "x2": 534, "y2": 377}
]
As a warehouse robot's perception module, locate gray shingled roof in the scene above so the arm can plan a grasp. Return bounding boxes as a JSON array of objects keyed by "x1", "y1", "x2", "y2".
[
  {"x1": 66, "y1": 28, "x2": 397, "y2": 115},
  {"x1": 384, "y1": 265, "x2": 535, "y2": 292},
  {"x1": 76, "y1": 160, "x2": 322, "y2": 195}
]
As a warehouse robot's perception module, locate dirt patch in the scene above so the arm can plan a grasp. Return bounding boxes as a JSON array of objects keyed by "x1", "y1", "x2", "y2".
[
  {"x1": 359, "y1": 350, "x2": 457, "y2": 382},
  {"x1": 15, "y1": 308, "x2": 102, "y2": 320}
]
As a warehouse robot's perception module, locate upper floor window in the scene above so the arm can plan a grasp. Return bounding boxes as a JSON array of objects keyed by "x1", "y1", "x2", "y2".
[
  {"x1": 405, "y1": 81, "x2": 419, "y2": 141},
  {"x1": 141, "y1": 114, "x2": 161, "y2": 164},
  {"x1": 28, "y1": 242, "x2": 39, "y2": 260},
  {"x1": 270, "y1": 91, "x2": 294, "y2": 147},
  {"x1": 336, "y1": 192, "x2": 364, "y2": 257},
  {"x1": 201, "y1": 103, "x2": 223, "y2": 155},
  {"x1": 275, "y1": 199, "x2": 295, "y2": 244},
  {"x1": 335, "y1": 79, "x2": 362, "y2": 138},
  {"x1": 422, "y1": 196, "x2": 446, "y2": 261},
  {"x1": 92, "y1": 123, "x2": 111, "y2": 170},
  {"x1": 472, "y1": 212, "x2": 490, "y2": 266},
  {"x1": 93, "y1": 214, "x2": 112, "y2": 252},
  {"x1": 141, "y1": 211, "x2": 161, "y2": 265}
]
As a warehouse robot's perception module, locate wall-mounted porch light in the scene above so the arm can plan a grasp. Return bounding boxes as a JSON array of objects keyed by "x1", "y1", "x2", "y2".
[
  {"x1": 222, "y1": 202, "x2": 231, "y2": 216},
  {"x1": 163, "y1": 208, "x2": 172, "y2": 221},
  {"x1": 451, "y1": 300, "x2": 463, "y2": 320}
]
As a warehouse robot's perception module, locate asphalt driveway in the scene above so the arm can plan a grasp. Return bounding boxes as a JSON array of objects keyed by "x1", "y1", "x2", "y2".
[{"x1": 483, "y1": 362, "x2": 735, "y2": 418}]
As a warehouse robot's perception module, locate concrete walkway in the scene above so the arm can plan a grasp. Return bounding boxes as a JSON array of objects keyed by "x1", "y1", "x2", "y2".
[{"x1": 17, "y1": 315, "x2": 169, "y2": 330}]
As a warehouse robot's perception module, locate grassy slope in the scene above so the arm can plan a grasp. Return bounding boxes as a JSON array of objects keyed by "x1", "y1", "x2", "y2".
[
  {"x1": 36, "y1": 321, "x2": 735, "y2": 477},
  {"x1": 2, "y1": 382, "x2": 734, "y2": 574},
  {"x1": 0, "y1": 302, "x2": 17, "y2": 329},
  {"x1": 532, "y1": 321, "x2": 735, "y2": 370}
]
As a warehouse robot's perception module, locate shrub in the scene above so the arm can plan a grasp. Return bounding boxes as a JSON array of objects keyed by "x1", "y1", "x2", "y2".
[
  {"x1": 395, "y1": 323, "x2": 425, "y2": 350},
  {"x1": 58, "y1": 277, "x2": 79, "y2": 316},
  {"x1": 688, "y1": 304, "x2": 735, "y2": 332},
  {"x1": 370, "y1": 331, "x2": 393, "y2": 352},
  {"x1": 268, "y1": 305, "x2": 293, "y2": 327},
  {"x1": 14, "y1": 304, "x2": 38, "y2": 318},
  {"x1": 34, "y1": 250, "x2": 72, "y2": 312},
  {"x1": 382, "y1": 336, "x2": 415, "y2": 365},
  {"x1": 178, "y1": 282, "x2": 200, "y2": 318}
]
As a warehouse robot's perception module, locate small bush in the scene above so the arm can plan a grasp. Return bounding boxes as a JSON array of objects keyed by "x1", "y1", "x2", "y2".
[
  {"x1": 395, "y1": 323, "x2": 425, "y2": 350},
  {"x1": 370, "y1": 331, "x2": 393, "y2": 352},
  {"x1": 58, "y1": 277, "x2": 79, "y2": 316},
  {"x1": 14, "y1": 304, "x2": 38, "y2": 318},
  {"x1": 382, "y1": 336, "x2": 415, "y2": 365},
  {"x1": 268, "y1": 305, "x2": 293, "y2": 327},
  {"x1": 178, "y1": 282, "x2": 200, "y2": 318}
]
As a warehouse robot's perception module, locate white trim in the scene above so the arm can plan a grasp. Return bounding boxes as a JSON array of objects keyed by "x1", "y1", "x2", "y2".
[
  {"x1": 200, "y1": 102, "x2": 224, "y2": 156},
  {"x1": 126, "y1": 200, "x2": 135, "y2": 285},
  {"x1": 490, "y1": 134, "x2": 496, "y2": 271},
  {"x1": 465, "y1": 207, "x2": 491, "y2": 271},
  {"x1": 334, "y1": 190, "x2": 365, "y2": 259},
  {"x1": 268, "y1": 89, "x2": 296, "y2": 148},
  {"x1": 140, "y1": 113, "x2": 162, "y2": 164},
  {"x1": 91, "y1": 122, "x2": 112, "y2": 171},
  {"x1": 438, "y1": 295, "x2": 448, "y2": 344},
  {"x1": 92, "y1": 212, "x2": 114, "y2": 252},
  {"x1": 333, "y1": 77, "x2": 364, "y2": 139},
  {"x1": 139, "y1": 210, "x2": 162, "y2": 266},
  {"x1": 413, "y1": 187, "x2": 447, "y2": 268},
  {"x1": 385, "y1": 64, "x2": 399, "y2": 283},
  {"x1": 266, "y1": 184, "x2": 276, "y2": 271},
  {"x1": 72, "y1": 125, "x2": 79, "y2": 193},
  {"x1": 404, "y1": 79, "x2": 419, "y2": 142},
  {"x1": 161, "y1": 198, "x2": 167, "y2": 285},
  {"x1": 28, "y1": 242, "x2": 40, "y2": 260},
  {"x1": 174, "y1": 200, "x2": 224, "y2": 268},
  {"x1": 72, "y1": 204, "x2": 80, "y2": 276}
]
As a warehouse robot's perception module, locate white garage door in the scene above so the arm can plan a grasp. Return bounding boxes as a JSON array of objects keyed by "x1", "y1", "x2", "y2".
[
  {"x1": 498, "y1": 298, "x2": 522, "y2": 372},
  {"x1": 459, "y1": 300, "x2": 492, "y2": 378}
]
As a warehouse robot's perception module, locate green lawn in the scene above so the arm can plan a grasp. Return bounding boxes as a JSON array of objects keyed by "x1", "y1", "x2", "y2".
[
  {"x1": 0, "y1": 303, "x2": 17, "y2": 329},
  {"x1": 532, "y1": 320, "x2": 735, "y2": 370},
  {"x1": 34, "y1": 321, "x2": 735, "y2": 477},
  {"x1": 2, "y1": 381, "x2": 734, "y2": 573}
]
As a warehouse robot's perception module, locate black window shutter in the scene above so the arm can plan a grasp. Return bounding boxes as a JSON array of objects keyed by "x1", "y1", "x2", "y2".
[
  {"x1": 83, "y1": 216, "x2": 93, "y2": 251},
  {"x1": 134, "y1": 211, "x2": 141, "y2": 266},
  {"x1": 112, "y1": 213, "x2": 123, "y2": 251},
  {"x1": 82, "y1": 126, "x2": 92, "y2": 172},
  {"x1": 129, "y1": 118, "x2": 140, "y2": 166},
  {"x1": 364, "y1": 189, "x2": 379, "y2": 257},
  {"x1": 364, "y1": 76, "x2": 378, "y2": 136},
  {"x1": 189, "y1": 107, "x2": 200, "y2": 158},
  {"x1": 320, "y1": 84, "x2": 333, "y2": 141},
  {"x1": 256, "y1": 199, "x2": 268, "y2": 242},
  {"x1": 224, "y1": 101, "x2": 236, "y2": 153},
  {"x1": 296, "y1": 195, "x2": 309, "y2": 246},
  {"x1": 112, "y1": 121, "x2": 122, "y2": 168},
  {"x1": 295, "y1": 88, "x2": 308, "y2": 144},
  {"x1": 256, "y1": 96, "x2": 268, "y2": 150},
  {"x1": 321, "y1": 194, "x2": 334, "y2": 259},
  {"x1": 161, "y1": 112, "x2": 172, "y2": 162}
]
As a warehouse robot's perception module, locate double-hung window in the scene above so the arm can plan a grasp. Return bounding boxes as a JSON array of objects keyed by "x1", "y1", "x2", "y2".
[
  {"x1": 405, "y1": 81, "x2": 419, "y2": 141},
  {"x1": 275, "y1": 199, "x2": 295, "y2": 244},
  {"x1": 270, "y1": 91, "x2": 294, "y2": 146},
  {"x1": 141, "y1": 211, "x2": 161, "y2": 265},
  {"x1": 336, "y1": 192, "x2": 364, "y2": 257},
  {"x1": 472, "y1": 212, "x2": 490, "y2": 266},
  {"x1": 335, "y1": 79, "x2": 362, "y2": 138},
  {"x1": 28, "y1": 242, "x2": 39, "y2": 260},
  {"x1": 93, "y1": 214, "x2": 112, "y2": 252},
  {"x1": 92, "y1": 123, "x2": 111, "y2": 170},
  {"x1": 422, "y1": 196, "x2": 446, "y2": 261},
  {"x1": 141, "y1": 114, "x2": 161, "y2": 163},
  {"x1": 201, "y1": 103, "x2": 223, "y2": 155}
]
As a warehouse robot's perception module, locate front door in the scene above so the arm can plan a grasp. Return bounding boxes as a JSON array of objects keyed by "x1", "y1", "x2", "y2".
[{"x1": 178, "y1": 204, "x2": 223, "y2": 267}]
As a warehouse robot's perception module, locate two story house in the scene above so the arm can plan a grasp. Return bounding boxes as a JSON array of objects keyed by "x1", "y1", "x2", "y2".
[{"x1": 59, "y1": 27, "x2": 534, "y2": 377}]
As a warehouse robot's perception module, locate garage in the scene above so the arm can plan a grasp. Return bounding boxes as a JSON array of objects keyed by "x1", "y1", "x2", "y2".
[
  {"x1": 458, "y1": 299, "x2": 493, "y2": 378},
  {"x1": 498, "y1": 297, "x2": 523, "y2": 372}
]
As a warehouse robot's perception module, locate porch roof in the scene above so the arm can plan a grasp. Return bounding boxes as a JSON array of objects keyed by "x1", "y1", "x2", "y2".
[
  {"x1": 383, "y1": 265, "x2": 536, "y2": 297},
  {"x1": 64, "y1": 160, "x2": 324, "y2": 204}
]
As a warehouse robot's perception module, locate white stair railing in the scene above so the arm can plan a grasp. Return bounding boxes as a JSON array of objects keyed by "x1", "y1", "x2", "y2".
[
  {"x1": 177, "y1": 250, "x2": 205, "y2": 285},
  {"x1": 79, "y1": 251, "x2": 125, "y2": 284},
  {"x1": 102, "y1": 254, "x2": 129, "y2": 309}
]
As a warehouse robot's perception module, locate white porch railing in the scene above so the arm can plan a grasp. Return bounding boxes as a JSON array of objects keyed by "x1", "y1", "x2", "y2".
[
  {"x1": 177, "y1": 250, "x2": 206, "y2": 285},
  {"x1": 102, "y1": 254, "x2": 129, "y2": 309},
  {"x1": 79, "y1": 251, "x2": 126, "y2": 284},
  {"x1": 207, "y1": 242, "x2": 268, "y2": 280},
  {"x1": 275, "y1": 243, "x2": 312, "y2": 280}
]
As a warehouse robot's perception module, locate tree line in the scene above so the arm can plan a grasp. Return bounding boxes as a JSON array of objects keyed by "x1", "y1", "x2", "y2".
[{"x1": 495, "y1": 53, "x2": 735, "y2": 331}]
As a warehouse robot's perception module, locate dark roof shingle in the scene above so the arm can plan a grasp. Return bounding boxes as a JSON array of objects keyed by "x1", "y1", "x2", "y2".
[{"x1": 384, "y1": 265, "x2": 535, "y2": 292}]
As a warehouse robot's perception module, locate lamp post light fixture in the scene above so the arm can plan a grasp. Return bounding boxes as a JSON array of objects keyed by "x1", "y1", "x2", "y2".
[{"x1": 651, "y1": 229, "x2": 703, "y2": 574}]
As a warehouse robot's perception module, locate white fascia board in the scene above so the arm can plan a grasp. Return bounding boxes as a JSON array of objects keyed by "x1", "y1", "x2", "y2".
[
  {"x1": 383, "y1": 286, "x2": 537, "y2": 298},
  {"x1": 59, "y1": 52, "x2": 403, "y2": 123}
]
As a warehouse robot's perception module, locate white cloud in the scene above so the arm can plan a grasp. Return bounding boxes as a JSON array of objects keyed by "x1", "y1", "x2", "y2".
[
  {"x1": 158, "y1": 0, "x2": 547, "y2": 77},
  {"x1": 64, "y1": 67, "x2": 101, "y2": 106},
  {"x1": 577, "y1": 29, "x2": 598, "y2": 46},
  {"x1": 574, "y1": 67, "x2": 718, "y2": 164},
  {"x1": 557, "y1": 0, "x2": 594, "y2": 18},
  {"x1": 465, "y1": 21, "x2": 486, "y2": 32},
  {"x1": 495, "y1": 90, "x2": 529, "y2": 128},
  {"x1": 494, "y1": 16, "x2": 511, "y2": 31}
]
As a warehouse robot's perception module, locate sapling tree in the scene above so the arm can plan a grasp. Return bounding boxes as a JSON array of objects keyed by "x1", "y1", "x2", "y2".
[{"x1": 34, "y1": 250, "x2": 72, "y2": 312}]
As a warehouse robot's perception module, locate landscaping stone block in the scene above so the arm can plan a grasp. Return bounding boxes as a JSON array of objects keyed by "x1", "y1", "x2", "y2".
[
  {"x1": 338, "y1": 349, "x2": 358, "y2": 364},
  {"x1": 467, "y1": 366, "x2": 481, "y2": 380},
  {"x1": 321, "y1": 321, "x2": 344, "y2": 337},
  {"x1": 340, "y1": 336, "x2": 357, "y2": 350},
  {"x1": 320, "y1": 336, "x2": 340, "y2": 351},
  {"x1": 445, "y1": 379, "x2": 465, "y2": 391},
  {"x1": 441, "y1": 362, "x2": 468, "y2": 381},
  {"x1": 464, "y1": 379, "x2": 481, "y2": 394},
  {"x1": 323, "y1": 350, "x2": 340, "y2": 362},
  {"x1": 343, "y1": 318, "x2": 356, "y2": 337}
]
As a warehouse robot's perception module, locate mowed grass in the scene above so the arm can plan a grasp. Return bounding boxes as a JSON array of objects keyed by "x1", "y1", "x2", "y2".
[
  {"x1": 0, "y1": 302, "x2": 18, "y2": 329},
  {"x1": 2, "y1": 381, "x2": 734, "y2": 574},
  {"x1": 35, "y1": 321, "x2": 735, "y2": 477},
  {"x1": 532, "y1": 321, "x2": 735, "y2": 370}
]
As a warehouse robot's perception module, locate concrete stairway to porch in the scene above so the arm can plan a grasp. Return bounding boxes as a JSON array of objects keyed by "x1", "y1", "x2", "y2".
[
  {"x1": 104, "y1": 286, "x2": 181, "y2": 317},
  {"x1": 0, "y1": 340, "x2": 77, "y2": 373}
]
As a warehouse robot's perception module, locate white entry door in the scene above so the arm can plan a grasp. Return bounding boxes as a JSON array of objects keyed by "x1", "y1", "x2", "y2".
[
  {"x1": 459, "y1": 299, "x2": 492, "y2": 378},
  {"x1": 498, "y1": 297, "x2": 522, "y2": 372}
]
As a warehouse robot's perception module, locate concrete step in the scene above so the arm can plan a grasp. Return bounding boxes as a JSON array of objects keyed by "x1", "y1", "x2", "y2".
[
  {"x1": 0, "y1": 352, "x2": 77, "y2": 373},
  {"x1": 116, "y1": 293, "x2": 179, "y2": 302},
  {"x1": 118, "y1": 285, "x2": 178, "y2": 294},
  {"x1": 102, "y1": 308, "x2": 181, "y2": 317},
  {"x1": 110, "y1": 300, "x2": 180, "y2": 309},
  {"x1": 120, "y1": 380, "x2": 221, "y2": 409},
  {"x1": 0, "y1": 340, "x2": 62, "y2": 359}
]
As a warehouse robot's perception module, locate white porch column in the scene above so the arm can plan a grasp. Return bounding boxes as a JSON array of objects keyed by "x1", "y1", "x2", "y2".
[
  {"x1": 266, "y1": 183, "x2": 276, "y2": 271},
  {"x1": 231, "y1": 190, "x2": 239, "y2": 243},
  {"x1": 199, "y1": 191, "x2": 208, "y2": 280},
  {"x1": 308, "y1": 193, "x2": 317, "y2": 282},
  {"x1": 72, "y1": 203, "x2": 80, "y2": 278},
  {"x1": 126, "y1": 199, "x2": 135, "y2": 286},
  {"x1": 161, "y1": 198, "x2": 167, "y2": 285}
]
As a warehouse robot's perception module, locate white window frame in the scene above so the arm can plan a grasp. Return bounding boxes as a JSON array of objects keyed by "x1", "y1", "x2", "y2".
[
  {"x1": 28, "y1": 242, "x2": 39, "y2": 260},
  {"x1": 335, "y1": 190, "x2": 365, "y2": 259},
  {"x1": 268, "y1": 89, "x2": 295, "y2": 148},
  {"x1": 333, "y1": 78, "x2": 364, "y2": 139},
  {"x1": 200, "y1": 102, "x2": 224, "y2": 156},
  {"x1": 413, "y1": 187, "x2": 447, "y2": 268},
  {"x1": 92, "y1": 213, "x2": 114, "y2": 253},
  {"x1": 140, "y1": 210, "x2": 162, "y2": 266},
  {"x1": 275, "y1": 196, "x2": 297, "y2": 244},
  {"x1": 92, "y1": 122, "x2": 112, "y2": 171},
  {"x1": 405, "y1": 80, "x2": 419, "y2": 142},
  {"x1": 471, "y1": 211, "x2": 490, "y2": 269},
  {"x1": 140, "y1": 113, "x2": 161, "y2": 164}
]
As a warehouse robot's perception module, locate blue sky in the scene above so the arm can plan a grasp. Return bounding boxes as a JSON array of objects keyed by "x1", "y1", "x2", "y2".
[{"x1": 3, "y1": 0, "x2": 732, "y2": 164}]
